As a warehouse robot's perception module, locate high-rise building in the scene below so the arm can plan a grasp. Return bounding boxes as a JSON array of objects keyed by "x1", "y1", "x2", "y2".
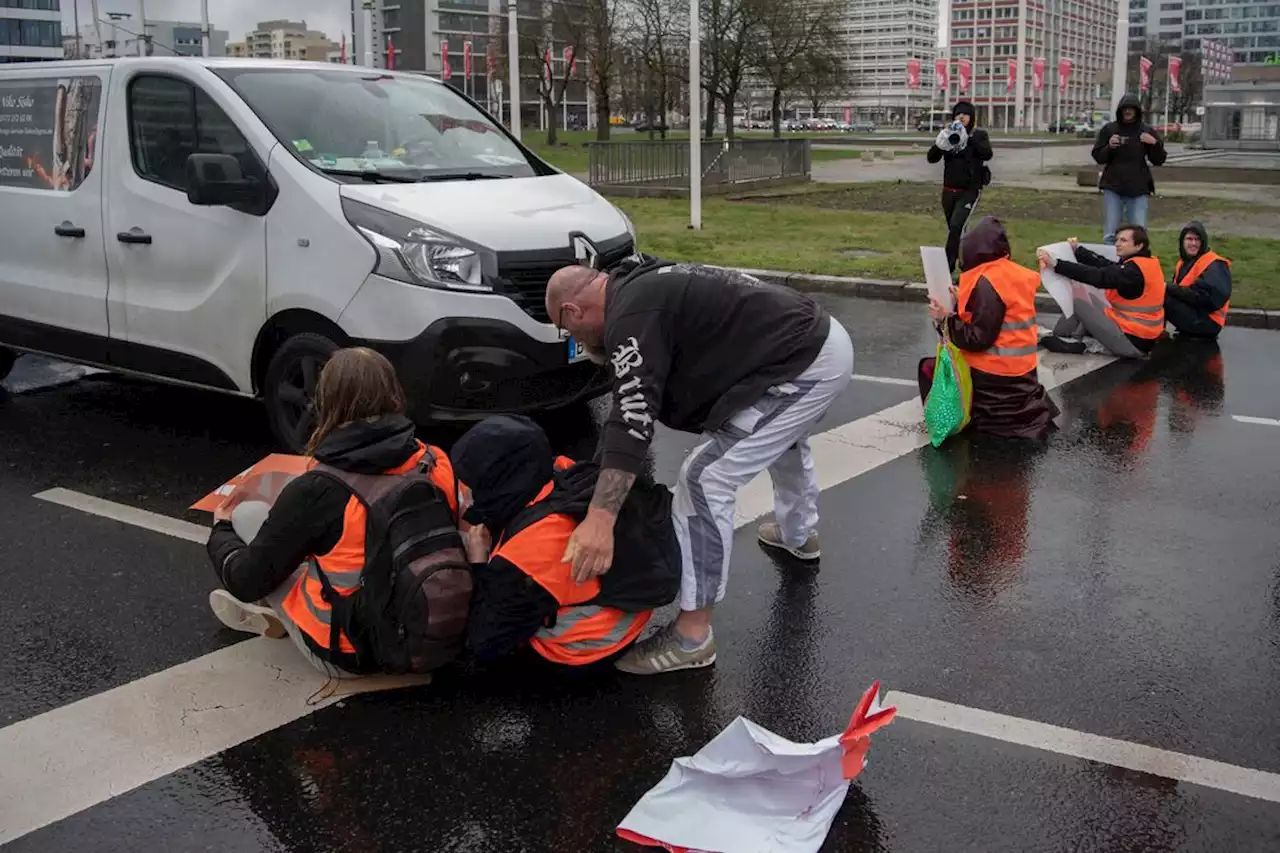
[
  {"x1": 240, "y1": 20, "x2": 337, "y2": 62},
  {"x1": 1181, "y1": 0, "x2": 1280, "y2": 65},
  {"x1": 0, "y1": 0, "x2": 63, "y2": 64},
  {"x1": 833, "y1": 0, "x2": 941, "y2": 120},
  {"x1": 949, "y1": 0, "x2": 1119, "y2": 130},
  {"x1": 74, "y1": 20, "x2": 229, "y2": 59}
]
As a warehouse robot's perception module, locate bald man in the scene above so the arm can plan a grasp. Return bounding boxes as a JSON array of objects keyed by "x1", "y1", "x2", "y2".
[{"x1": 547, "y1": 257, "x2": 854, "y2": 675}]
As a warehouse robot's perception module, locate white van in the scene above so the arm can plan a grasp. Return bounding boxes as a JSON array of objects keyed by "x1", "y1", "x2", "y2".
[{"x1": 0, "y1": 58, "x2": 634, "y2": 450}]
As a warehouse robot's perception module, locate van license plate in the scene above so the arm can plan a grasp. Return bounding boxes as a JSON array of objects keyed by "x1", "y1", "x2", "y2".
[{"x1": 567, "y1": 337, "x2": 589, "y2": 363}]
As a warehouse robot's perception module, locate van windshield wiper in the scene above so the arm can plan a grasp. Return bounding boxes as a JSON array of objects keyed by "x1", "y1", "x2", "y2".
[
  {"x1": 415, "y1": 172, "x2": 513, "y2": 182},
  {"x1": 317, "y1": 167, "x2": 421, "y2": 184}
]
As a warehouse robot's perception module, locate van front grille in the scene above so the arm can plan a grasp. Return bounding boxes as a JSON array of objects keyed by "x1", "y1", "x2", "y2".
[{"x1": 494, "y1": 235, "x2": 635, "y2": 324}]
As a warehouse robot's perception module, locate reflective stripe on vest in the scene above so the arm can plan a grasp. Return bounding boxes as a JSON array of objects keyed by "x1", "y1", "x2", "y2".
[
  {"x1": 281, "y1": 441, "x2": 456, "y2": 655},
  {"x1": 1104, "y1": 256, "x2": 1166, "y2": 340},
  {"x1": 530, "y1": 605, "x2": 651, "y2": 665},
  {"x1": 1174, "y1": 251, "x2": 1232, "y2": 328},
  {"x1": 958, "y1": 259, "x2": 1041, "y2": 377}
]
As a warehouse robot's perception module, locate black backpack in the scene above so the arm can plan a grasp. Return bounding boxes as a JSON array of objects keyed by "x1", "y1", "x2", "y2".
[{"x1": 310, "y1": 456, "x2": 473, "y2": 674}]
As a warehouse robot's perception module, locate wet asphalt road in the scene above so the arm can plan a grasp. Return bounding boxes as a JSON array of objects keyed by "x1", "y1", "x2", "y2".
[{"x1": 3, "y1": 295, "x2": 1279, "y2": 852}]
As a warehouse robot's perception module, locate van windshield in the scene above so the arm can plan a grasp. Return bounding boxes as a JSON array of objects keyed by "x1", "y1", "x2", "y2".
[{"x1": 215, "y1": 67, "x2": 539, "y2": 180}]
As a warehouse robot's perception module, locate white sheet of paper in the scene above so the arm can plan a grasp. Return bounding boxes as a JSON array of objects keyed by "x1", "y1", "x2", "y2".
[
  {"x1": 920, "y1": 246, "x2": 954, "y2": 310},
  {"x1": 1038, "y1": 242, "x2": 1117, "y2": 318}
]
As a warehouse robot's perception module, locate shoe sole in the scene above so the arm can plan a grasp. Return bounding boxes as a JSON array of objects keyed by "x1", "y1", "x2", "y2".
[
  {"x1": 209, "y1": 590, "x2": 287, "y2": 639},
  {"x1": 756, "y1": 535, "x2": 821, "y2": 561},
  {"x1": 615, "y1": 652, "x2": 717, "y2": 676}
]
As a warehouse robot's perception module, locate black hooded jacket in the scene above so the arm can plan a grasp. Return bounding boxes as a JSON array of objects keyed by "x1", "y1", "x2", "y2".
[
  {"x1": 207, "y1": 415, "x2": 431, "y2": 603},
  {"x1": 927, "y1": 101, "x2": 994, "y2": 192},
  {"x1": 1167, "y1": 221, "x2": 1232, "y2": 315},
  {"x1": 1092, "y1": 94, "x2": 1167, "y2": 196}
]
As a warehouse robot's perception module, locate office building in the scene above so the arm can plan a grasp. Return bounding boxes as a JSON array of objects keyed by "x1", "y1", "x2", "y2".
[
  {"x1": 832, "y1": 0, "x2": 941, "y2": 120},
  {"x1": 1182, "y1": 0, "x2": 1280, "y2": 65},
  {"x1": 949, "y1": 0, "x2": 1119, "y2": 130},
  {"x1": 74, "y1": 19, "x2": 229, "y2": 59},
  {"x1": 239, "y1": 20, "x2": 337, "y2": 62},
  {"x1": 0, "y1": 0, "x2": 63, "y2": 64}
]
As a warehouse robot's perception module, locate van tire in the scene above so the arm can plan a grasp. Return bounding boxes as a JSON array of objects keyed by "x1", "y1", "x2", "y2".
[
  {"x1": 0, "y1": 348, "x2": 15, "y2": 381},
  {"x1": 263, "y1": 333, "x2": 339, "y2": 453}
]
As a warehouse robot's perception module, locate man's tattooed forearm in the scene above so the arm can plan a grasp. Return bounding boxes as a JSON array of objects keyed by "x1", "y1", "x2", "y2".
[{"x1": 591, "y1": 469, "x2": 636, "y2": 515}]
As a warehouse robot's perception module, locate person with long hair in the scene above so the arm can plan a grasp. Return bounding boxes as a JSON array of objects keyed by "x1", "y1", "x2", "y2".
[{"x1": 205, "y1": 348, "x2": 459, "y2": 676}]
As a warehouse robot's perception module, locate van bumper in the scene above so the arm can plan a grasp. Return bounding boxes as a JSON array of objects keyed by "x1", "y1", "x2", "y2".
[{"x1": 356, "y1": 318, "x2": 609, "y2": 423}]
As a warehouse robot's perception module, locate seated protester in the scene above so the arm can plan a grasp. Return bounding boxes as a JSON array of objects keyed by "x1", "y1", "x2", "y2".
[
  {"x1": 1037, "y1": 225, "x2": 1166, "y2": 359},
  {"x1": 1165, "y1": 220, "x2": 1231, "y2": 339},
  {"x1": 206, "y1": 348, "x2": 467, "y2": 678},
  {"x1": 922, "y1": 216, "x2": 1060, "y2": 441},
  {"x1": 451, "y1": 415, "x2": 680, "y2": 670}
]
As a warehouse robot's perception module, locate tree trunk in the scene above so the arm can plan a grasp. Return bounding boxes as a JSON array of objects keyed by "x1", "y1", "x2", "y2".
[
  {"x1": 546, "y1": 87, "x2": 559, "y2": 146},
  {"x1": 595, "y1": 76, "x2": 611, "y2": 141},
  {"x1": 704, "y1": 88, "x2": 717, "y2": 138},
  {"x1": 659, "y1": 82, "x2": 668, "y2": 140},
  {"x1": 771, "y1": 87, "x2": 783, "y2": 138},
  {"x1": 723, "y1": 94, "x2": 735, "y2": 139}
]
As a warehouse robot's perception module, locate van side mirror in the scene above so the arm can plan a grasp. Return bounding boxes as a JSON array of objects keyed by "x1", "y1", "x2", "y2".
[{"x1": 186, "y1": 153, "x2": 263, "y2": 208}]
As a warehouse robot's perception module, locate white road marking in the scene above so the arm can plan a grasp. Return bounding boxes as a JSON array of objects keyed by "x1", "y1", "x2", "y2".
[
  {"x1": 34, "y1": 487, "x2": 209, "y2": 544},
  {"x1": 851, "y1": 373, "x2": 919, "y2": 387},
  {"x1": 1232, "y1": 414, "x2": 1280, "y2": 427},
  {"x1": 2, "y1": 350, "x2": 1114, "y2": 844},
  {"x1": 887, "y1": 691, "x2": 1280, "y2": 805}
]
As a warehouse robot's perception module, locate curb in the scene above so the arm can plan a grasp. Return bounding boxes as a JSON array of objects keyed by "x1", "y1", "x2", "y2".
[{"x1": 736, "y1": 268, "x2": 1275, "y2": 331}]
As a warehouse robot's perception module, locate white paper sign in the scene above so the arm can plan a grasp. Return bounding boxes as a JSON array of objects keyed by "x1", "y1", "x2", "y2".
[
  {"x1": 920, "y1": 246, "x2": 954, "y2": 310},
  {"x1": 1038, "y1": 242, "x2": 1117, "y2": 318}
]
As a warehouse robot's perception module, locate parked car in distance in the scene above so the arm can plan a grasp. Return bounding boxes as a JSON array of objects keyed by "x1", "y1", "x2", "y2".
[{"x1": 850, "y1": 119, "x2": 876, "y2": 132}]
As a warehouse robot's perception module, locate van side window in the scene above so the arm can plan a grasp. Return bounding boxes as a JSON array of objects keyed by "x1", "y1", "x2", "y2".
[{"x1": 128, "y1": 75, "x2": 256, "y2": 192}]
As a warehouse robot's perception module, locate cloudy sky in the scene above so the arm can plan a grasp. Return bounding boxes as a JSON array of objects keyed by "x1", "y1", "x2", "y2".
[{"x1": 67, "y1": 0, "x2": 352, "y2": 43}]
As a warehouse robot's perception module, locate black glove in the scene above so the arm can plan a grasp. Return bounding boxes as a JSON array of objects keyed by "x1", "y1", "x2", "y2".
[{"x1": 1165, "y1": 284, "x2": 1191, "y2": 302}]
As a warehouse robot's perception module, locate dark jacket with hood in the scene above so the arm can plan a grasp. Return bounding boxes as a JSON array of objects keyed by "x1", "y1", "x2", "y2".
[
  {"x1": 927, "y1": 101, "x2": 994, "y2": 192},
  {"x1": 1167, "y1": 221, "x2": 1231, "y2": 316},
  {"x1": 921, "y1": 216, "x2": 1059, "y2": 440},
  {"x1": 207, "y1": 415, "x2": 437, "y2": 603},
  {"x1": 452, "y1": 415, "x2": 679, "y2": 662},
  {"x1": 1092, "y1": 94, "x2": 1167, "y2": 196},
  {"x1": 597, "y1": 255, "x2": 831, "y2": 475}
]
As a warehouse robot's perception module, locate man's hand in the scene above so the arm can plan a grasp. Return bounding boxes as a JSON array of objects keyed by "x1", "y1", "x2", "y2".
[
  {"x1": 1067, "y1": 237, "x2": 1079, "y2": 251},
  {"x1": 563, "y1": 508, "x2": 616, "y2": 583},
  {"x1": 1108, "y1": 134, "x2": 1122, "y2": 148},
  {"x1": 463, "y1": 523, "x2": 492, "y2": 564},
  {"x1": 1139, "y1": 132, "x2": 1157, "y2": 145},
  {"x1": 1036, "y1": 249, "x2": 1056, "y2": 270}
]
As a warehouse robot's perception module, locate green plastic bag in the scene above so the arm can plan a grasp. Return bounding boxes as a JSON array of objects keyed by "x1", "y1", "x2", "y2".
[{"x1": 924, "y1": 332, "x2": 973, "y2": 447}]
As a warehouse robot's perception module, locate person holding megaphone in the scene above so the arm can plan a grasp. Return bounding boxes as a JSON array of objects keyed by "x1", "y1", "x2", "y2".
[{"x1": 927, "y1": 101, "x2": 993, "y2": 274}]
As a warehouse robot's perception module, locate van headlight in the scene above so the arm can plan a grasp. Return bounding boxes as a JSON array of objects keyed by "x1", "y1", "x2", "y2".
[{"x1": 342, "y1": 198, "x2": 492, "y2": 292}]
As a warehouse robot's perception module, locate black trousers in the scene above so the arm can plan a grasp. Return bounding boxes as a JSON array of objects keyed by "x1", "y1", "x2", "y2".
[
  {"x1": 1165, "y1": 297, "x2": 1223, "y2": 339},
  {"x1": 942, "y1": 187, "x2": 982, "y2": 273}
]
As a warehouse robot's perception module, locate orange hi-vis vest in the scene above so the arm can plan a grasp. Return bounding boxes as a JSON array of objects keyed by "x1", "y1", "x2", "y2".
[
  {"x1": 282, "y1": 441, "x2": 458, "y2": 656},
  {"x1": 1174, "y1": 251, "x2": 1231, "y2": 327},
  {"x1": 1104, "y1": 256, "x2": 1166, "y2": 340},
  {"x1": 957, "y1": 258, "x2": 1040, "y2": 377},
  {"x1": 490, "y1": 457, "x2": 651, "y2": 666}
]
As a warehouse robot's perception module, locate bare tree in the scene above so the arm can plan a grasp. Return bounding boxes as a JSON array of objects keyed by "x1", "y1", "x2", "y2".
[
  {"x1": 752, "y1": 0, "x2": 841, "y2": 137},
  {"x1": 581, "y1": 0, "x2": 622, "y2": 140},
  {"x1": 797, "y1": 52, "x2": 846, "y2": 119},
  {"x1": 521, "y1": 0, "x2": 589, "y2": 146},
  {"x1": 713, "y1": 0, "x2": 758, "y2": 138},
  {"x1": 632, "y1": 0, "x2": 682, "y2": 139},
  {"x1": 1126, "y1": 39, "x2": 1202, "y2": 124}
]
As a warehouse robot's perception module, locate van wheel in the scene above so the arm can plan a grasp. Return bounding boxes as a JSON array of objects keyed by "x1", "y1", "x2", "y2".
[
  {"x1": 264, "y1": 333, "x2": 339, "y2": 453},
  {"x1": 0, "y1": 348, "x2": 15, "y2": 381}
]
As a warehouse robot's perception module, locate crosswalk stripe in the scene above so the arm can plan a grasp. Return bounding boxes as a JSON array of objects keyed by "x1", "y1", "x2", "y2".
[{"x1": 1232, "y1": 414, "x2": 1280, "y2": 427}]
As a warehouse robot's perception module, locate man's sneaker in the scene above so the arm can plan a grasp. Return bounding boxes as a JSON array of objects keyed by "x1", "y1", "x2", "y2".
[
  {"x1": 757, "y1": 522, "x2": 821, "y2": 561},
  {"x1": 614, "y1": 626, "x2": 716, "y2": 675},
  {"x1": 1040, "y1": 335, "x2": 1087, "y2": 355},
  {"x1": 208, "y1": 589, "x2": 287, "y2": 638}
]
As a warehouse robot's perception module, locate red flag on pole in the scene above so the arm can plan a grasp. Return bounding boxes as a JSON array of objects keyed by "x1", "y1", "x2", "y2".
[
  {"x1": 1057, "y1": 57, "x2": 1072, "y2": 94},
  {"x1": 1006, "y1": 58, "x2": 1017, "y2": 93},
  {"x1": 563, "y1": 45, "x2": 576, "y2": 76},
  {"x1": 464, "y1": 40, "x2": 472, "y2": 78},
  {"x1": 934, "y1": 58, "x2": 949, "y2": 91},
  {"x1": 958, "y1": 59, "x2": 971, "y2": 93},
  {"x1": 906, "y1": 58, "x2": 921, "y2": 89},
  {"x1": 441, "y1": 39, "x2": 451, "y2": 81},
  {"x1": 544, "y1": 47, "x2": 552, "y2": 83},
  {"x1": 1169, "y1": 55, "x2": 1182, "y2": 93},
  {"x1": 1032, "y1": 57, "x2": 1045, "y2": 92},
  {"x1": 1140, "y1": 56, "x2": 1152, "y2": 92},
  {"x1": 386, "y1": 35, "x2": 395, "y2": 70}
]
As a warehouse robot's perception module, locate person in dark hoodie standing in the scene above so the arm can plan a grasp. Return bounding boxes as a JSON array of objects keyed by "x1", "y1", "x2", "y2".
[
  {"x1": 545, "y1": 258, "x2": 853, "y2": 675},
  {"x1": 927, "y1": 100, "x2": 994, "y2": 273},
  {"x1": 1093, "y1": 94, "x2": 1167, "y2": 245},
  {"x1": 205, "y1": 347, "x2": 460, "y2": 677},
  {"x1": 1165, "y1": 220, "x2": 1232, "y2": 339}
]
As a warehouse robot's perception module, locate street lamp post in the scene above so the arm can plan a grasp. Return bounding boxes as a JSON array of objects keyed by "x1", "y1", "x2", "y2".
[
  {"x1": 201, "y1": 0, "x2": 210, "y2": 57},
  {"x1": 688, "y1": 0, "x2": 701, "y2": 230},
  {"x1": 507, "y1": 0, "x2": 521, "y2": 140},
  {"x1": 1111, "y1": 0, "x2": 1129, "y2": 112}
]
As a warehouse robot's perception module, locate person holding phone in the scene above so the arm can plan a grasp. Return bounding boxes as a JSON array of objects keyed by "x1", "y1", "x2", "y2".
[{"x1": 1092, "y1": 94, "x2": 1166, "y2": 245}]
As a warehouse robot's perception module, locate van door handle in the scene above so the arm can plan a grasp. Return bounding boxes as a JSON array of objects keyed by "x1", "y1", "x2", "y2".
[
  {"x1": 55, "y1": 222, "x2": 86, "y2": 238},
  {"x1": 117, "y1": 230, "x2": 153, "y2": 245}
]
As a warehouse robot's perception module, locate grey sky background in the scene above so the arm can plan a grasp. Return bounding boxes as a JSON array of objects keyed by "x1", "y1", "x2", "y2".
[{"x1": 65, "y1": 0, "x2": 351, "y2": 43}]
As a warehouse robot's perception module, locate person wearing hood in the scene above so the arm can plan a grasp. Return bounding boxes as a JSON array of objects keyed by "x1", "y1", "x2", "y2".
[
  {"x1": 1092, "y1": 94, "x2": 1167, "y2": 245},
  {"x1": 1038, "y1": 224, "x2": 1166, "y2": 358},
  {"x1": 1165, "y1": 221, "x2": 1231, "y2": 339},
  {"x1": 205, "y1": 347, "x2": 460, "y2": 676},
  {"x1": 924, "y1": 216, "x2": 1060, "y2": 441},
  {"x1": 451, "y1": 415, "x2": 680, "y2": 670},
  {"x1": 927, "y1": 100, "x2": 994, "y2": 273}
]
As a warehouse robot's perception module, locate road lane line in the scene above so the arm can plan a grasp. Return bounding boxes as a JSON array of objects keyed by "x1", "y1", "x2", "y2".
[
  {"x1": 851, "y1": 374, "x2": 919, "y2": 387},
  {"x1": 1232, "y1": 414, "x2": 1280, "y2": 427},
  {"x1": 887, "y1": 691, "x2": 1280, "y2": 805},
  {"x1": 4, "y1": 351, "x2": 1115, "y2": 843},
  {"x1": 34, "y1": 487, "x2": 209, "y2": 544}
]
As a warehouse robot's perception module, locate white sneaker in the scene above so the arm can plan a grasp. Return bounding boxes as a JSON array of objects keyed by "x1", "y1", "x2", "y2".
[
  {"x1": 757, "y1": 522, "x2": 821, "y2": 561},
  {"x1": 208, "y1": 589, "x2": 287, "y2": 638}
]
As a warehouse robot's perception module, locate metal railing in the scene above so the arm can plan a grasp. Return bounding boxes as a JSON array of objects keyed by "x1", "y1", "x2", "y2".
[{"x1": 587, "y1": 138, "x2": 811, "y2": 195}]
